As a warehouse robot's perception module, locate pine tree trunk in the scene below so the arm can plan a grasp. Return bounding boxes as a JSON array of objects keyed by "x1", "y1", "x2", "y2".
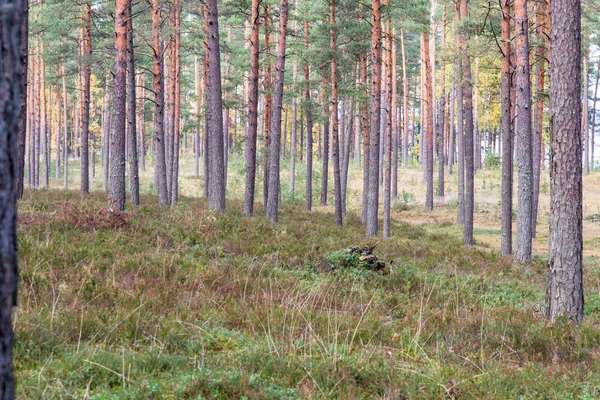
[
  {"x1": 320, "y1": 72, "x2": 330, "y2": 207},
  {"x1": 40, "y1": 41, "x2": 49, "y2": 188},
  {"x1": 80, "y1": 3, "x2": 92, "y2": 193},
  {"x1": 455, "y1": 2, "x2": 465, "y2": 225},
  {"x1": 55, "y1": 82, "x2": 61, "y2": 179},
  {"x1": 448, "y1": 61, "x2": 455, "y2": 174},
  {"x1": 546, "y1": 0, "x2": 583, "y2": 322},
  {"x1": 263, "y1": 4, "x2": 272, "y2": 208},
  {"x1": 391, "y1": 30, "x2": 398, "y2": 201},
  {"x1": 401, "y1": 29, "x2": 409, "y2": 168},
  {"x1": 206, "y1": 0, "x2": 226, "y2": 211},
  {"x1": 383, "y1": 18, "x2": 393, "y2": 237},
  {"x1": 423, "y1": 32, "x2": 434, "y2": 212},
  {"x1": 138, "y1": 73, "x2": 146, "y2": 172},
  {"x1": 194, "y1": 56, "x2": 201, "y2": 177},
  {"x1": 151, "y1": 0, "x2": 168, "y2": 205},
  {"x1": 361, "y1": 54, "x2": 369, "y2": 223},
  {"x1": 244, "y1": 0, "x2": 260, "y2": 215},
  {"x1": 17, "y1": 0, "x2": 28, "y2": 199},
  {"x1": 109, "y1": 0, "x2": 128, "y2": 211},
  {"x1": 500, "y1": 0, "x2": 513, "y2": 256},
  {"x1": 304, "y1": 18, "x2": 314, "y2": 211},
  {"x1": 532, "y1": 0, "x2": 547, "y2": 239},
  {"x1": 62, "y1": 63, "x2": 68, "y2": 189},
  {"x1": 127, "y1": 0, "x2": 140, "y2": 206},
  {"x1": 170, "y1": 0, "x2": 181, "y2": 206},
  {"x1": 0, "y1": 0, "x2": 22, "y2": 393},
  {"x1": 583, "y1": 44, "x2": 589, "y2": 176},
  {"x1": 102, "y1": 71, "x2": 111, "y2": 191},
  {"x1": 266, "y1": 0, "x2": 288, "y2": 223},
  {"x1": 366, "y1": 0, "x2": 382, "y2": 237},
  {"x1": 290, "y1": 61, "x2": 297, "y2": 193},
  {"x1": 438, "y1": 5, "x2": 446, "y2": 197},
  {"x1": 514, "y1": 0, "x2": 533, "y2": 262},
  {"x1": 329, "y1": 0, "x2": 342, "y2": 226},
  {"x1": 591, "y1": 57, "x2": 600, "y2": 172},
  {"x1": 460, "y1": 0, "x2": 475, "y2": 246}
]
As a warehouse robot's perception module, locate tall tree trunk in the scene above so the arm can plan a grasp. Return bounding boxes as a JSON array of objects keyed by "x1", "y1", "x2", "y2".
[
  {"x1": 290, "y1": 60, "x2": 297, "y2": 193},
  {"x1": 401, "y1": 29, "x2": 409, "y2": 167},
  {"x1": 546, "y1": 0, "x2": 583, "y2": 322},
  {"x1": 194, "y1": 56, "x2": 201, "y2": 177},
  {"x1": 514, "y1": 0, "x2": 533, "y2": 262},
  {"x1": 455, "y1": 3, "x2": 465, "y2": 225},
  {"x1": 304, "y1": 18, "x2": 314, "y2": 211},
  {"x1": 448, "y1": 59, "x2": 455, "y2": 174},
  {"x1": 127, "y1": 0, "x2": 140, "y2": 206},
  {"x1": 40, "y1": 42, "x2": 49, "y2": 188},
  {"x1": 383, "y1": 18, "x2": 393, "y2": 237},
  {"x1": 329, "y1": 0, "x2": 342, "y2": 226},
  {"x1": 591, "y1": 56, "x2": 600, "y2": 173},
  {"x1": 151, "y1": 0, "x2": 168, "y2": 204},
  {"x1": 81, "y1": 3, "x2": 92, "y2": 193},
  {"x1": 361, "y1": 54, "x2": 369, "y2": 222},
  {"x1": 438, "y1": 5, "x2": 446, "y2": 197},
  {"x1": 460, "y1": 0, "x2": 475, "y2": 246},
  {"x1": 16, "y1": 0, "x2": 28, "y2": 199},
  {"x1": 532, "y1": 0, "x2": 547, "y2": 239},
  {"x1": 55, "y1": 82, "x2": 61, "y2": 179},
  {"x1": 583, "y1": 44, "x2": 589, "y2": 175},
  {"x1": 206, "y1": 0, "x2": 226, "y2": 211},
  {"x1": 391, "y1": 29, "x2": 398, "y2": 201},
  {"x1": 500, "y1": 0, "x2": 513, "y2": 256},
  {"x1": 320, "y1": 72, "x2": 330, "y2": 206},
  {"x1": 366, "y1": 0, "x2": 382, "y2": 237},
  {"x1": 266, "y1": 0, "x2": 288, "y2": 223},
  {"x1": 423, "y1": 32, "x2": 434, "y2": 212},
  {"x1": 202, "y1": 3, "x2": 209, "y2": 198},
  {"x1": 244, "y1": 0, "x2": 260, "y2": 215},
  {"x1": 102, "y1": 71, "x2": 111, "y2": 191},
  {"x1": 170, "y1": 0, "x2": 181, "y2": 206},
  {"x1": 263, "y1": 4, "x2": 272, "y2": 208},
  {"x1": 137, "y1": 72, "x2": 146, "y2": 171},
  {"x1": 62, "y1": 63, "x2": 68, "y2": 189},
  {"x1": 109, "y1": 0, "x2": 128, "y2": 211},
  {"x1": 0, "y1": 0, "x2": 21, "y2": 394}
]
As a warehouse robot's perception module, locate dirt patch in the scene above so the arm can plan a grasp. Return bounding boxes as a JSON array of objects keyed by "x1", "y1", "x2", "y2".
[{"x1": 57, "y1": 202, "x2": 131, "y2": 231}]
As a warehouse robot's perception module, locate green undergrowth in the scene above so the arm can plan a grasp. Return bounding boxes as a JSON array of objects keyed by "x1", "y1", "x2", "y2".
[{"x1": 15, "y1": 189, "x2": 600, "y2": 399}]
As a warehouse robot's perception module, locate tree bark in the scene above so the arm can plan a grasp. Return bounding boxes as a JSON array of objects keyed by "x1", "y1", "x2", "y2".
[
  {"x1": 438, "y1": 5, "x2": 446, "y2": 198},
  {"x1": 401, "y1": 29, "x2": 409, "y2": 168},
  {"x1": 169, "y1": 0, "x2": 180, "y2": 206},
  {"x1": 80, "y1": 3, "x2": 92, "y2": 193},
  {"x1": 546, "y1": 0, "x2": 583, "y2": 322},
  {"x1": 266, "y1": 0, "x2": 288, "y2": 223},
  {"x1": 109, "y1": 0, "x2": 128, "y2": 211},
  {"x1": 151, "y1": 0, "x2": 168, "y2": 205},
  {"x1": 329, "y1": 0, "x2": 342, "y2": 226},
  {"x1": 383, "y1": 18, "x2": 393, "y2": 237},
  {"x1": 16, "y1": 0, "x2": 28, "y2": 199},
  {"x1": 244, "y1": 0, "x2": 260, "y2": 215},
  {"x1": 304, "y1": 18, "x2": 314, "y2": 211},
  {"x1": 366, "y1": 0, "x2": 382, "y2": 237},
  {"x1": 126, "y1": 0, "x2": 140, "y2": 206},
  {"x1": 320, "y1": 72, "x2": 330, "y2": 207},
  {"x1": 206, "y1": 0, "x2": 226, "y2": 211},
  {"x1": 423, "y1": 32, "x2": 434, "y2": 212},
  {"x1": 500, "y1": 0, "x2": 513, "y2": 256},
  {"x1": 0, "y1": 0, "x2": 22, "y2": 394},
  {"x1": 514, "y1": 0, "x2": 533, "y2": 262}
]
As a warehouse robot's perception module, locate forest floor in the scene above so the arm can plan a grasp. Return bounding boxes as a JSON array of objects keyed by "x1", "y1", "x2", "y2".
[{"x1": 15, "y1": 152, "x2": 600, "y2": 398}]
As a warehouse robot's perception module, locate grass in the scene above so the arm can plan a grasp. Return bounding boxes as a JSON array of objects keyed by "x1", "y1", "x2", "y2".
[{"x1": 15, "y1": 152, "x2": 600, "y2": 398}]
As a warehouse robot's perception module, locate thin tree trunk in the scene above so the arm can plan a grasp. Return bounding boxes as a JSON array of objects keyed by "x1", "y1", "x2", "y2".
[
  {"x1": 383, "y1": 17, "x2": 393, "y2": 237},
  {"x1": 591, "y1": 55, "x2": 600, "y2": 172},
  {"x1": 244, "y1": 0, "x2": 260, "y2": 215},
  {"x1": 266, "y1": 0, "x2": 288, "y2": 222},
  {"x1": 102, "y1": 71, "x2": 111, "y2": 191},
  {"x1": 55, "y1": 82, "x2": 61, "y2": 179},
  {"x1": 80, "y1": 3, "x2": 92, "y2": 193},
  {"x1": 455, "y1": 1, "x2": 465, "y2": 225},
  {"x1": 40, "y1": 42, "x2": 48, "y2": 188},
  {"x1": 424, "y1": 32, "x2": 434, "y2": 212},
  {"x1": 583, "y1": 45, "x2": 590, "y2": 175},
  {"x1": 514, "y1": 0, "x2": 533, "y2": 262},
  {"x1": 320, "y1": 72, "x2": 330, "y2": 206},
  {"x1": 391, "y1": 29, "x2": 398, "y2": 201},
  {"x1": 329, "y1": 0, "x2": 342, "y2": 226},
  {"x1": 361, "y1": 54, "x2": 369, "y2": 222},
  {"x1": 138, "y1": 72, "x2": 146, "y2": 171},
  {"x1": 127, "y1": 0, "x2": 140, "y2": 206},
  {"x1": 304, "y1": 18, "x2": 314, "y2": 211},
  {"x1": 16, "y1": 0, "x2": 28, "y2": 199},
  {"x1": 448, "y1": 62, "x2": 455, "y2": 174},
  {"x1": 194, "y1": 56, "x2": 201, "y2": 177},
  {"x1": 290, "y1": 61, "x2": 297, "y2": 192},
  {"x1": 438, "y1": 5, "x2": 446, "y2": 197},
  {"x1": 532, "y1": 0, "x2": 547, "y2": 239},
  {"x1": 62, "y1": 63, "x2": 68, "y2": 189},
  {"x1": 500, "y1": 0, "x2": 513, "y2": 256},
  {"x1": 263, "y1": 4, "x2": 272, "y2": 208},
  {"x1": 152, "y1": 0, "x2": 168, "y2": 204},
  {"x1": 401, "y1": 29, "x2": 409, "y2": 167},
  {"x1": 546, "y1": 0, "x2": 583, "y2": 322},
  {"x1": 170, "y1": 0, "x2": 180, "y2": 206}
]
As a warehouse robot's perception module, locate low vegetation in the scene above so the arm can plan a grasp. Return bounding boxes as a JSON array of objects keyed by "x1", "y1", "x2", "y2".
[{"x1": 15, "y1": 187, "x2": 600, "y2": 399}]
